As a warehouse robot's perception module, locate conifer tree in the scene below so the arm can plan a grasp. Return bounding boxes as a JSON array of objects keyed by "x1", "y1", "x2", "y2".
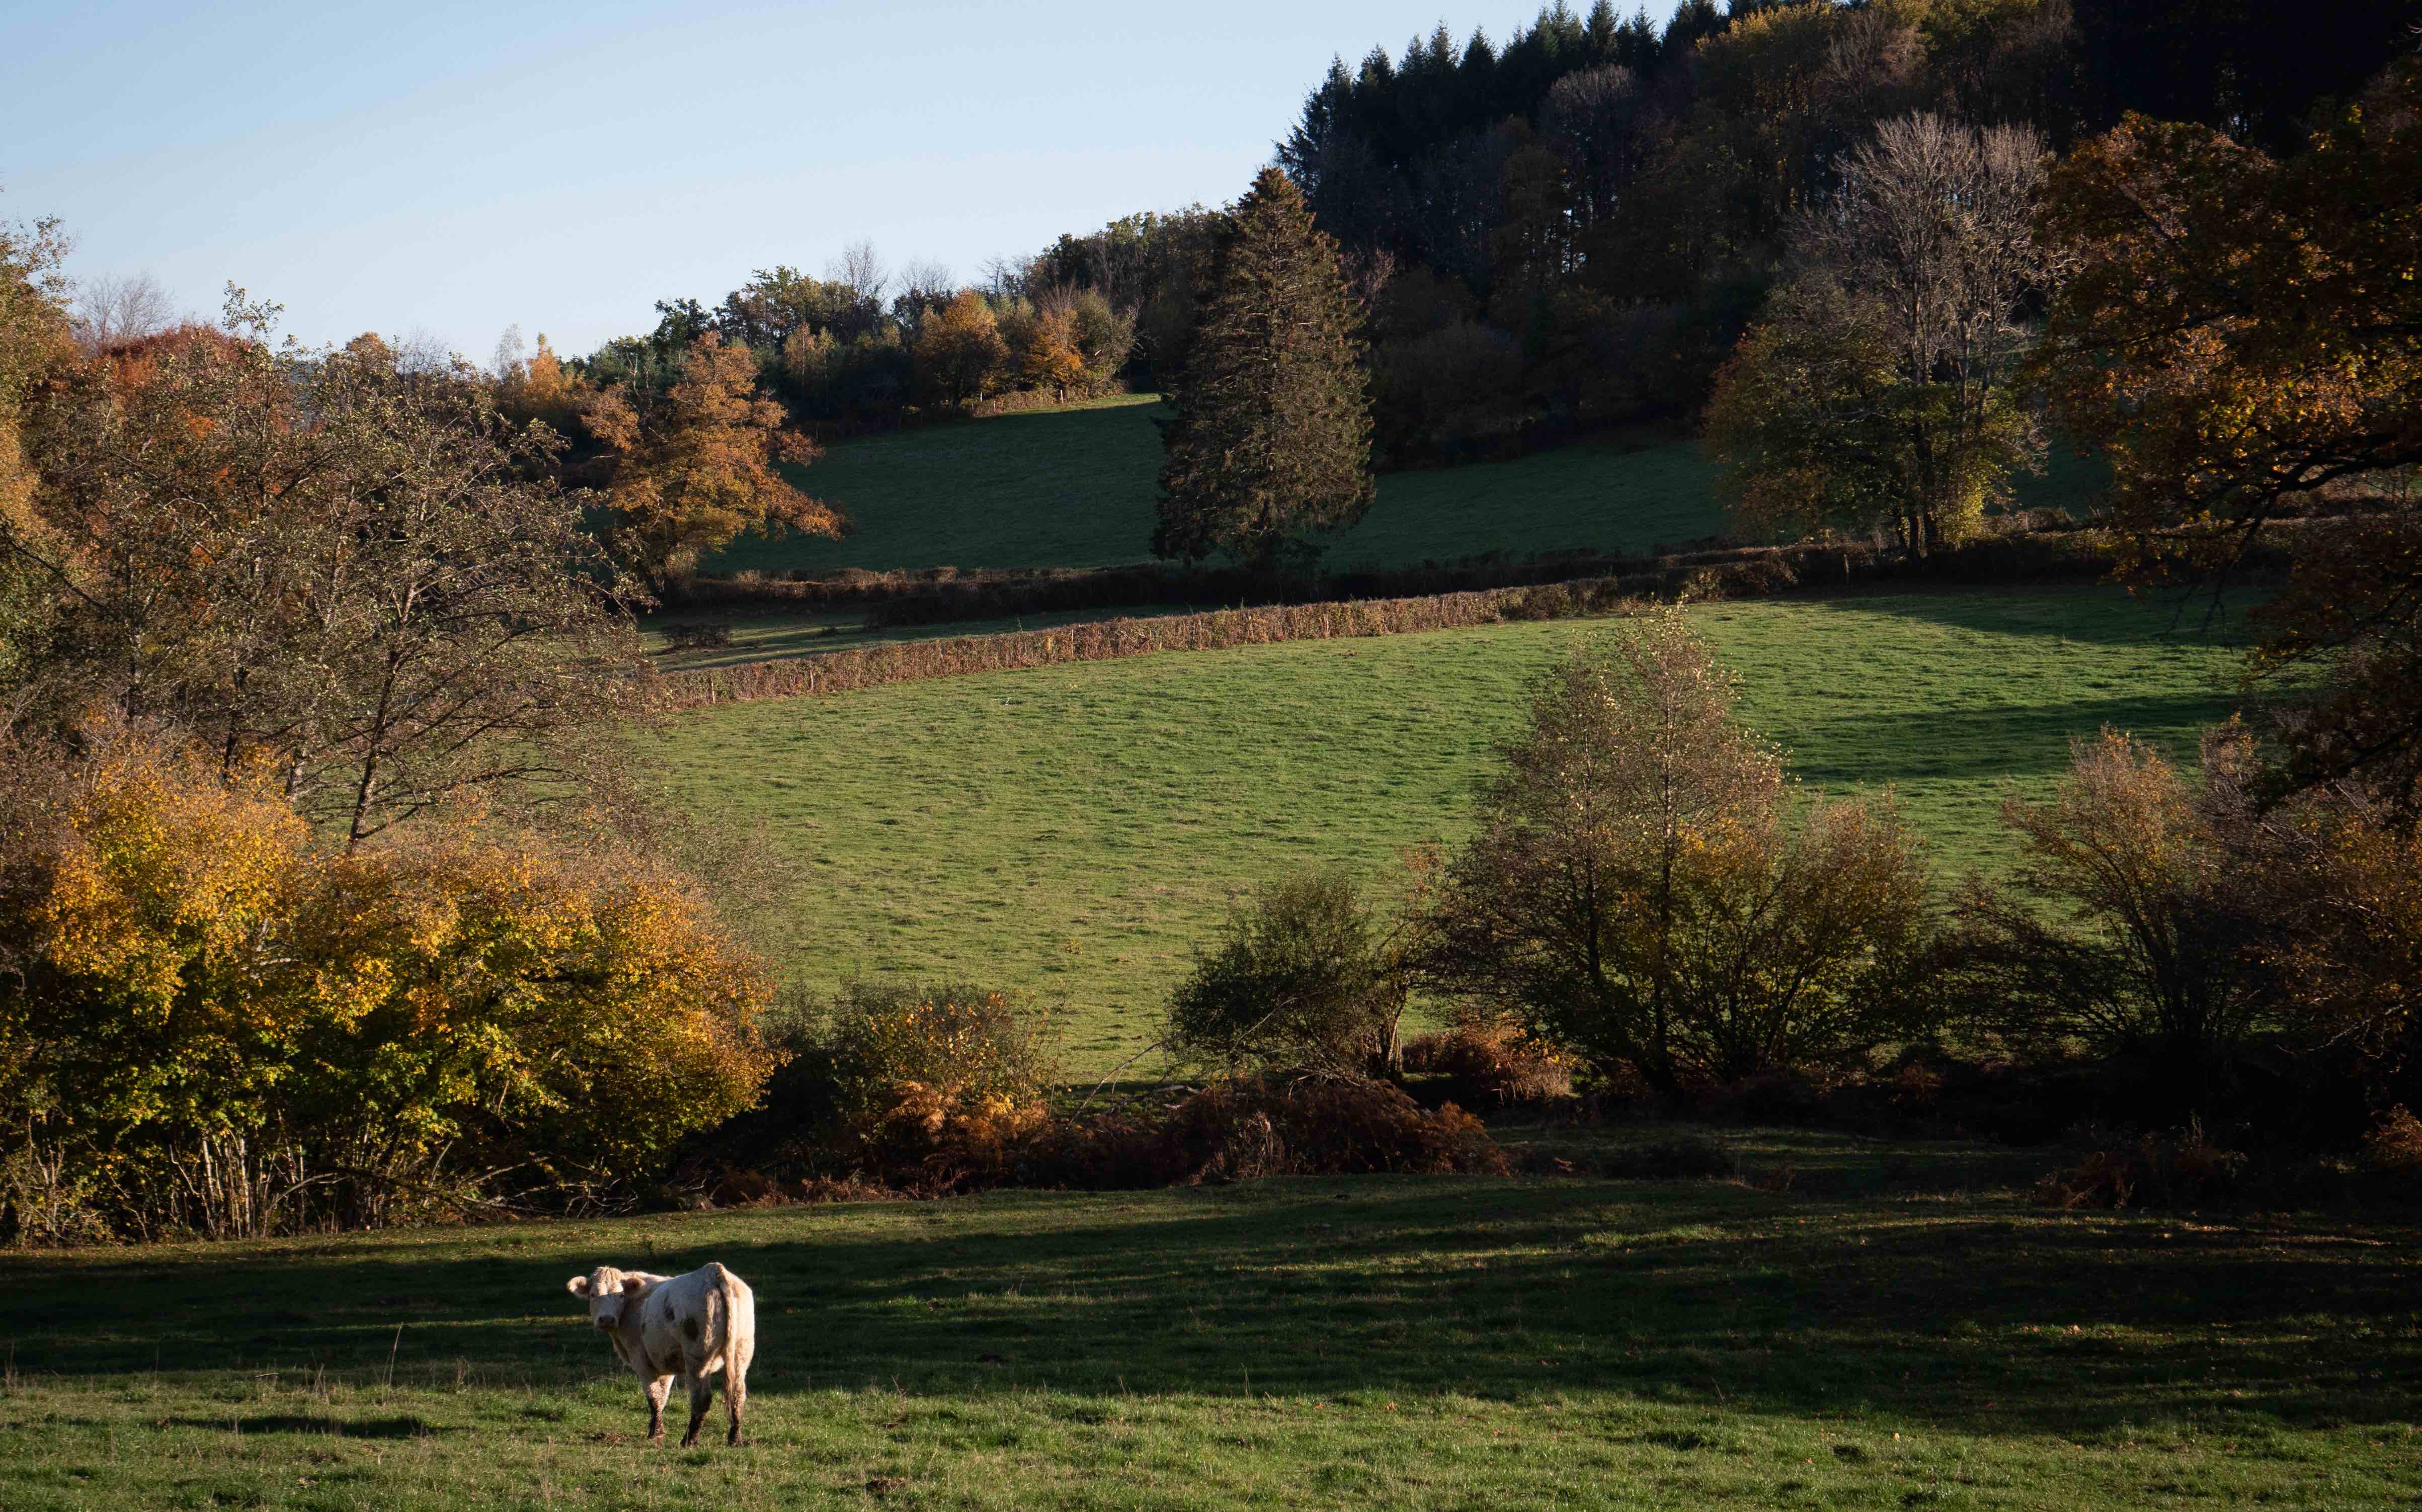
[{"x1": 1153, "y1": 168, "x2": 1373, "y2": 570}]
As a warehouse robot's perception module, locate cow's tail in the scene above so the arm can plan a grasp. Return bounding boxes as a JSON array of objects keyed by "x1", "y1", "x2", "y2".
[{"x1": 700, "y1": 1262, "x2": 732, "y2": 1376}]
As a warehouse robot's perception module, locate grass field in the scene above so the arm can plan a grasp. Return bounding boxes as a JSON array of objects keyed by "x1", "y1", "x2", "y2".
[
  {"x1": 700, "y1": 397, "x2": 2113, "y2": 579},
  {"x1": 4, "y1": 1131, "x2": 2413, "y2": 1510},
  {"x1": 654, "y1": 586, "x2": 2251, "y2": 1073}
]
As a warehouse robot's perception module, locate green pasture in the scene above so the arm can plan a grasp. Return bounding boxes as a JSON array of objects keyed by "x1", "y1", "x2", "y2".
[
  {"x1": 3, "y1": 1132, "x2": 2412, "y2": 1510},
  {"x1": 706, "y1": 396, "x2": 1726, "y2": 576},
  {"x1": 652, "y1": 586, "x2": 2251, "y2": 1073},
  {"x1": 701, "y1": 397, "x2": 2112, "y2": 579}
]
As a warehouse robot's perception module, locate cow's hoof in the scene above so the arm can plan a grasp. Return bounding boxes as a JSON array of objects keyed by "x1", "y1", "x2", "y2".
[
  {"x1": 680, "y1": 1434, "x2": 700, "y2": 1448},
  {"x1": 728, "y1": 1433, "x2": 747, "y2": 1448}
]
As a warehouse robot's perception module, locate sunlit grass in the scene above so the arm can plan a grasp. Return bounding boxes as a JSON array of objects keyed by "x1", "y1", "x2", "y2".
[
  {"x1": 651, "y1": 586, "x2": 2250, "y2": 1073},
  {"x1": 2, "y1": 1130, "x2": 2410, "y2": 1510}
]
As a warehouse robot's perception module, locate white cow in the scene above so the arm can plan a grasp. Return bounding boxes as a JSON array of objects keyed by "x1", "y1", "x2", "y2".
[{"x1": 567, "y1": 1262, "x2": 757, "y2": 1447}]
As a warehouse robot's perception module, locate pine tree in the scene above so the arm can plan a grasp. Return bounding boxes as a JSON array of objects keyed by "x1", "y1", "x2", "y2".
[{"x1": 1153, "y1": 168, "x2": 1374, "y2": 570}]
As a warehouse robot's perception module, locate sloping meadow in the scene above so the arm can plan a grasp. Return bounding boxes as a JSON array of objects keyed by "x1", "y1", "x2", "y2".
[{"x1": 653, "y1": 587, "x2": 2252, "y2": 1075}]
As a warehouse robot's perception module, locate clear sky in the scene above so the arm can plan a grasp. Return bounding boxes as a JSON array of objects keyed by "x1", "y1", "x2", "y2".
[{"x1": 5, "y1": 2, "x2": 1680, "y2": 363}]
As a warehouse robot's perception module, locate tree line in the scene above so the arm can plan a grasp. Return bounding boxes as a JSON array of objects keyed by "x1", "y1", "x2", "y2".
[
  {"x1": 1255, "y1": 0, "x2": 2422, "y2": 465},
  {"x1": 520, "y1": 243, "x2": 1145, "y2": 447}
]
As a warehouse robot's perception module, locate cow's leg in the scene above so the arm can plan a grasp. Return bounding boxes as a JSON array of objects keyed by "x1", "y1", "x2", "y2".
[
  {"x1": 724, "y1": 1338, "x2": 752, "y2": 1447},
  {"x1": 679, "y1": 1371, "x2": 713, "y2": 1448},
  {"x1": 642, "y1": 1374, "x2": 672, "y2": 1442}
]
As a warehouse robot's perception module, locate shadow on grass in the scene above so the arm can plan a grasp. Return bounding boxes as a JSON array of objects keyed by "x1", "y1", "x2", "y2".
[
  {"x1": 158, "y1": 1415, "x2": 456, "y2": 1439},
  {"x1": 1792, "y1": 692, "x2": 2243, "y2": 787},
  {"x1": 1824, "y1": 584, "x2": 2260, "y2": 648},
  {"x1": 5, "y1": 1174, "x2": 2415, "y2": 1443}
]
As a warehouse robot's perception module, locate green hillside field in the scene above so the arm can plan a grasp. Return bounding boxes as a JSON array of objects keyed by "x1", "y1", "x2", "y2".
[
  {"x1": 653, "y1": 586, "x2": 2250, "y2": 1074},
  {"x1": 5, "y1": 1137, "x2": 2410, "y2": 1511},
  {"x1": 700, "y1": 396, "x2": 2112, "y2": 580}
]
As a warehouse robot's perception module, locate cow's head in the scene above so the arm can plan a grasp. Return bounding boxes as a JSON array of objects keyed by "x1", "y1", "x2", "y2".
[{"x1": 567, "y1": 1266, "x2": 649, "y2": 1332}]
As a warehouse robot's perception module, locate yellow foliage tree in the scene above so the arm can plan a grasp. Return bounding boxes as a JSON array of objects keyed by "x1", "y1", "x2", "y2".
[
  {"x1": 912, "y1": 291, "x2": 1008, "y2": 406},
  {"x1": 0, "y1": 726, "x2": 777, "y2": 1240}
]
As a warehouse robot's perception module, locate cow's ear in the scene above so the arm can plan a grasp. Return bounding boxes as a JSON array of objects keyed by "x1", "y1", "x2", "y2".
[{"x1": 567, "y1": 1275, "x2": 592, "y2": 1297}]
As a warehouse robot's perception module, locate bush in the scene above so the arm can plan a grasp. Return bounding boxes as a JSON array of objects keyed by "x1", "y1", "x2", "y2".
[
  {"x1": 1403, "y1": 1017, "x2": 1574, "y2": 1110},
  {"x1": 1145, "y1": 1078, "x2": 1507, "y2": 1183},
  {"x1": 818, "y1": 983, "x2": 1060, "y2": 1192},
  {"x1": 0, "y1": 730, "x2": 777, "y2": 1242},
  {"x1": 1166, "y1": 870, "x2": 1409, "y2": 1080},
  {"x1": 988, "y1": 1077, "x2": 1510, "y2": 1191},
  {"x1": 2360, "y1": 1106, "x2": 2422, "y2": 1175},
  {"x1": 2033, "y1": 1120, "x2": 2247, "y2": 1210}
]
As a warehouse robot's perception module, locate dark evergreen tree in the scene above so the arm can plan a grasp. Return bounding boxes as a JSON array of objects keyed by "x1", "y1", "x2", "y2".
[{"x1": 1153, "y1": 169, "x2": 1374, "y2": 570}]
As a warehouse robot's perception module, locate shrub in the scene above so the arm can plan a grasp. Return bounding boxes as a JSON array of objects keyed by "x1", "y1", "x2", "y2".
[
  {"x1": 0, "y1": 729, "x2": 778, "y2": 1241},
  {"x1": 1166, "y1": 870, "x2": 1411, "y2": 1080},
  {"x1": 2360, "y1": 1106, "x2": 2422, "y2": 1175},
  {"x1": 816, "y1": 983, "x2": 1060, "y2": 1192},
  {"x1": 1949, "y1": 729, "x2": 2274, "y2": 1101},
  {"x1": 1018, "y1": 1077, "x2": 1508, "y2": 1189},
  {"x1": 2033, "y1": 1120, "x2": 2247, "y2": 1210},
  {"x1": 1403, "y1": 1016, "x2": 1574, "y2": 1110},
  {"x1": 1152, "y1": 1078, "x2": 1508, "y2": 1182}
]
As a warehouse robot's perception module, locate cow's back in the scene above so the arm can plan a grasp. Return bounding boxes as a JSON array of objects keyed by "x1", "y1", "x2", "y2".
[{"x1": 639, "y1": 1263, "x2": 751, "y2": 1376}]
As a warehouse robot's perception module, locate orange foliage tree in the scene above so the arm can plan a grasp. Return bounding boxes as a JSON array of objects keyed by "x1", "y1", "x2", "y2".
[
  {"x1": 19, "y1": 317, "x2": 641, "y2": 845},
  {"x1": 586, "y1": 333, "x2": 847, "y2": 586},
  {"x1": 2032, "y1": 57, "x2": 2422, "y2": 810}
]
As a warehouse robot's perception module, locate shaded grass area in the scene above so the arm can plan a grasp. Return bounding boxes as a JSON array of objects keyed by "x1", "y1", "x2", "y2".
[
  {"x1": 702, "y1": 398, "x2": 2113, "y2": 579},
  {"x1": 653, "y1": 587, "x2": 2249, "y2": 1072},
  {"x1": 706, "y1": 398, "x2": 1730, "y2": 576},
  {"x1": 2, "y1": 1136, "x2": 2415, "y2": 1509}
]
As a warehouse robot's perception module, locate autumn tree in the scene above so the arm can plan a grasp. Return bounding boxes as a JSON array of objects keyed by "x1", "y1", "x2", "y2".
[
  {"x1": 495, "y1": 329, "x2": 583, "y2": 435},
  {"x1": 1004, "y1": 300, "x2": 1088, "y2": 401},
  {"x1": 585, "y1": 332, "x2": 846, "y2": 587},
  {"x1": 913, "y1": 291, "x2": 1008, "y2": 405},
  {"x1": 1427, "y1": 613, "x2": 1931, "y2": 1096},
  {"x1": 2033, "y1": 56, "x2": 2422, "y2": 812},
  {"x1": 0, "y1": 201, "x2": 71, "y2": 692},
  {"x1": 1707, "y1": 113, "x2": 2052, "y2": 555},
  {"x1": 13, "y1": 306, "x2": 647, "y2": 845},
  {"x1": 1154, "y1": 169, "x2": 1374, "y2": 570},
  {"x1": 1947, "y1": 729, "x2": 2276, "y2": 1101}
]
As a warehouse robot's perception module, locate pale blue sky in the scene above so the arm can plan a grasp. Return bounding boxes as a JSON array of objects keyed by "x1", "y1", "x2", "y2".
[{"x1": 5, "y1": 2, "x2": 1679, "y2": 361}]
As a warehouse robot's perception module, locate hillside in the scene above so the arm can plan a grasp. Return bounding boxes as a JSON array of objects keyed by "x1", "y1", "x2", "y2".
[
  {"x1": 655, "y1": 587, "x2": 2246, "y2": 1073},
  {"x1": 701, "y1": 397, "x2": 2111, "y2": 580}
]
